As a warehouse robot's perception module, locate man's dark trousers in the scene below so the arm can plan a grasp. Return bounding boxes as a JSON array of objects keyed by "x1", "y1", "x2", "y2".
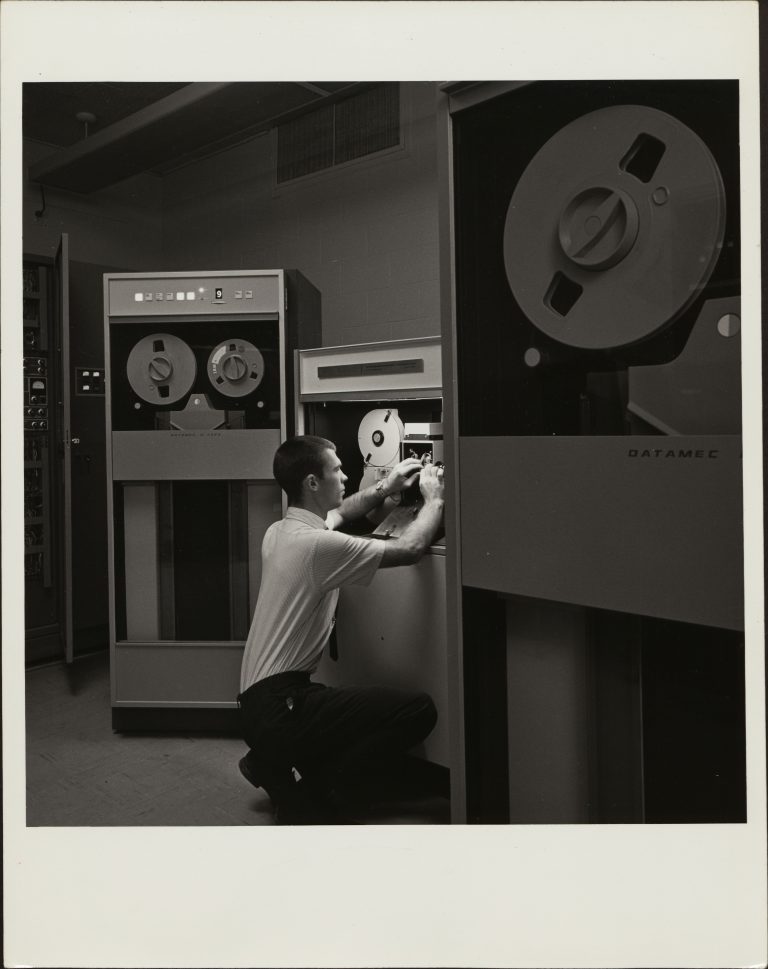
[{"x1": 238, "y1": 670, "x2": 437, "y2": 798}]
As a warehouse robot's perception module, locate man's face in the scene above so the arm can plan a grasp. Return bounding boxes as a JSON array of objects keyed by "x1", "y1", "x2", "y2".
[{"x1": 316, "y1": 448, "x2": 348, "y2": 510}]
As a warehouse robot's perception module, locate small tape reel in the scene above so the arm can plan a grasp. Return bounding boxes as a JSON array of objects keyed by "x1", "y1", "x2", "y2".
[
  {"x1": 126, "y1": 333, "x2": 197, "y2": 405},
  {"x1": 503, "y1": 105, "x2": 726, "y2": 350},
  {"x1": 207, "y1": 339, "x2": 265, "y2": 398},
  {"x1": 358, "y1": 409, "x2": 404, "y2": 467}
]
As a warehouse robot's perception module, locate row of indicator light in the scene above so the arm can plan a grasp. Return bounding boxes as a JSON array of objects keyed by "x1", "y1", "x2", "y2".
[
  {"x1": 134, "y1": 287, "x2": 257, "y2": 302},
  {"x1": 135, "y1": 290, "x2": 204, "y2": 302}
]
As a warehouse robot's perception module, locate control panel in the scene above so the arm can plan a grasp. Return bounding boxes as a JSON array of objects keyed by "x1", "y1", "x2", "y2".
[
  {"x1": 22, "y1": 262, "x2": 52, "y2": 587},
  {"x1": 75, "y1": 367, "x2": 104, "y2": 396},
  {"x1": 24, "y1": 356, "x2": 49, "y2": 430},
  {"x1": 108, "y1": 274, "x2": 281, "y2": 317}
]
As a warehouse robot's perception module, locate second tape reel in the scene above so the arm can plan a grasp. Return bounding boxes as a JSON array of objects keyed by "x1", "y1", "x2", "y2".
[
  {"x1": 357, "y1": 408, "x2": 405, "y2": 490},
  {"x1": 207, "y1": 339, "x2": 265, "y2": 398}
]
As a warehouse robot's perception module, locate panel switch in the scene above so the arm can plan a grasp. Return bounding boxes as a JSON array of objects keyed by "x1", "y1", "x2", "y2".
[{"x1": 76, "y1": 367, "x2": 105, "y2": 396}]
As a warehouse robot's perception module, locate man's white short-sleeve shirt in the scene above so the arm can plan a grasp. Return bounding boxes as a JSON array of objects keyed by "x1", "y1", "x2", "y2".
[{"x1": 239, "y1": 507, "x2": 386, "y2": 691}]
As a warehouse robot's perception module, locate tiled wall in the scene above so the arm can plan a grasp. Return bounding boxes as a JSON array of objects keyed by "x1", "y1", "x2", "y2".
[
  {"x1": 161, "y1": 83, "x2": 441, "y2": 347},
  {"x1": 22, "y1": 139, "x2": 164, "y2": 268}
]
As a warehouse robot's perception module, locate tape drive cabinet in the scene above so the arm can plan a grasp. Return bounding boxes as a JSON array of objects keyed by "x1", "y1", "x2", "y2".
[
  {"x1": 104, "y1": 270, "x2": 319, "y2": 728},
  {"x1": 446, "y1": 80, "x2": 745, "y2": 823}
]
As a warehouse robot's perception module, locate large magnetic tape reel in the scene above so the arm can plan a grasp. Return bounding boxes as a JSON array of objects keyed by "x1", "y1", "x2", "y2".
[{"x1": 503, "y1": 105, "x2": 727, "y2": 352}]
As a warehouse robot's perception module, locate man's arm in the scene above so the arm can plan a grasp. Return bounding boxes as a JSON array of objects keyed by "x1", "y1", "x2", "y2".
[
  {"x1": 326, "y1": 457, "x2": 423, "y2": 530},
  {"x1": 379, "y1": 464, "x2": 445, "y2": 567}
]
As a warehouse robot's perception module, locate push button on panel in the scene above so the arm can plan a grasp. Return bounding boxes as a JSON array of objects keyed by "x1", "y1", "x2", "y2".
[{"x1": 76, "y1": 367, "x2": 105, "y2": 396}]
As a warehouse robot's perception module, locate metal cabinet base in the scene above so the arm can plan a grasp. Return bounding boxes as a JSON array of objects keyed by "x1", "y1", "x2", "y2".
[{"x1": 112, "y1": 707, "x2": 240, "y2": 733}]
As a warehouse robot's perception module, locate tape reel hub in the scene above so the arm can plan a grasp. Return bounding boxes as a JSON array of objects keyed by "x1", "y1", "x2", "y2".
[
  {"x1": 221, "y1": 353, "x2": 248, "y2": 382},
  {"x1": 503, "y1": 105, "x2": 726, "y2": 350},
  {"x1": 148, "y1": 355, "x2": 174, "y2": 382},
  {"x1": 558, "y1": 186, "x2": 639, "y2": 270}
]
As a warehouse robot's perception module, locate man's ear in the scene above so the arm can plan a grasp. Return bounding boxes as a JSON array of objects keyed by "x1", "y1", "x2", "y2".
[{"x1": 305, "y1": 473, "x2": 319, "y2": 492}]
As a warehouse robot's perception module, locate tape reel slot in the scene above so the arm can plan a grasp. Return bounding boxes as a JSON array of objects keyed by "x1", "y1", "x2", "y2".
[{"x1": 619, "y1": 132, "x2": 666, "y2": 183}]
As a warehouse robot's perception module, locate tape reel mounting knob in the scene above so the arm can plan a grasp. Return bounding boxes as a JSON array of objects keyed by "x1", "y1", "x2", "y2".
[
  {"x1": 557, "y1": 186, "x2": 640, "y2": 271},
  {"x1": 503, "y1": 104, "x2": 727, "y2": 350},
  {"x1": 221, "y1": 354, "x2": 248, "y2": 382},
  {"x1": 148, "y1": 355, "x2": 173, "y2": 382}
]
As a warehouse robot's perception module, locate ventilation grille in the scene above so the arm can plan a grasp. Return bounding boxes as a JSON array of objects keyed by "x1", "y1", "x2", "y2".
[{"x1": 277, "y1": 83, "x2": 400, "y2": 183}]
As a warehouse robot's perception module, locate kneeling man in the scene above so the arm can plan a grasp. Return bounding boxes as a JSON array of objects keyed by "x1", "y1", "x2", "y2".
[{"x1": 237, "y1": 435, "x2": 445, "y2": 823}]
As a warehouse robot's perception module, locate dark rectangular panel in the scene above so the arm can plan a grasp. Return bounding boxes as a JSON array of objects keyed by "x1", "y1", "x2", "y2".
[
  {"x1": 172, "y1": 481, "x2": 231, "y2": 641},
  {"x1": 318, "y1": 359, "x2": 424, "y2": 380},
  {"x1": 123, "y1": 484, "x2": 159, "y2": 641},
  {"x1": 640, "y1": 620, "x2": 746, "y2": 822},
  {"x1": 462, "y1": 587, "x2": 509, "y2": 823}
]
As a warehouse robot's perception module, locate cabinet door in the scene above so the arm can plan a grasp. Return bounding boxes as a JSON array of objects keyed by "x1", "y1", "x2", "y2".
[
  {"x1": 56, "y1": 233, "x2": 73, "y2": 664},
  {"x1": 68, "y1": 259, "x2": 112, "y2": 648},
  {"x1": 24, "y1": 259, "x2": 59, "y2": 660}
]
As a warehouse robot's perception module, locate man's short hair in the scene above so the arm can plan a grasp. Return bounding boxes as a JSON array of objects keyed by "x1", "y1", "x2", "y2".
[{"x1": 273, "y1": 435, "x2": 335, "y2": 504}]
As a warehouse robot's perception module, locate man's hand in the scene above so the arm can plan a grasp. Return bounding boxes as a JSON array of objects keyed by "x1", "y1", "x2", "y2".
[
  {"x1": 418, "y1": 462, "x2": 445, "y2": 503},
  {"x1": 379, "y1": 462, "x2": 445, "y2": 568},
  {"x1": 383, "y1": 457, "x2": 424, "y2": 496}
]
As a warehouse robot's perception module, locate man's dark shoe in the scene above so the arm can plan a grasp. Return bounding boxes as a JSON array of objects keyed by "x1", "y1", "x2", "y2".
[
  {"x1": 238, "y1": 752, "x2": 296, "y2": 809},
  {"x1": 239, "y1": 751, "x2": 359, "y2": 823},
  {"x1": 238, "y1": 753, "x2": 262, "y2": 789}
]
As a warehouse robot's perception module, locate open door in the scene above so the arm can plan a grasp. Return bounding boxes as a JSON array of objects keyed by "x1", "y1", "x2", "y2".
[{"x1": 56, "y1": 233, "x2": 73, "y2": 664}]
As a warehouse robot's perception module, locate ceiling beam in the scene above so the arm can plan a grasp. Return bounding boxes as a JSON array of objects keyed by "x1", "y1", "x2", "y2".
[{"x1": 28, "y1": 82, "x2": 231, "y2": 192}]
